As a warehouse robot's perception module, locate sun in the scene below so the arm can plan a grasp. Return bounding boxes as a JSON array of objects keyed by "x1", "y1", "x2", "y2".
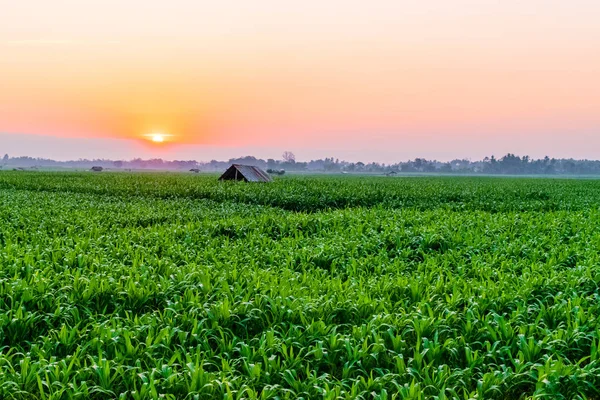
[
  {"x1": 143, "y1": 132, "x2": 172, "y2": 144},
  {"x1": 151, "y1": 133, "x2": 165, "y2": 143}
]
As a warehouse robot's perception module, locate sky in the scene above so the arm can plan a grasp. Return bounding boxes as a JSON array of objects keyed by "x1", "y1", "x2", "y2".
[{"x1": 1, "y1": 0, "x2": 599, "y2": 163}]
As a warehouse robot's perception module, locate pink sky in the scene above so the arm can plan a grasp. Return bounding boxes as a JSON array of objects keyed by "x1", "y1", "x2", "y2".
[{"x1": 1, "y1": 1, "x2": 599, "y2": 163}]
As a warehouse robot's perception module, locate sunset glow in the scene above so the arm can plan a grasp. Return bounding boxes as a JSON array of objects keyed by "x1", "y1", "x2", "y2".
[
  {"x1": 150, "y1": 134, "x2": 166, "y2": 143},
  {"x1": 1, "y1": 1, "x2": 599, "y2": 162}
]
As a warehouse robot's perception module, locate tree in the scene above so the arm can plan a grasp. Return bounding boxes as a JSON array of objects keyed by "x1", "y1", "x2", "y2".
[
  {"x1": 282, "y1": 151, "x2": 296, "y2": 163},
  {"x1": 113, "y1": 160, "x2": 124, "y2": 168},
  {"x1": 266, "y1": 158, "x2": 277, "y2": 169},
  {"x1": 2, "y1": 154, "x2": 8, "y2": 163}
]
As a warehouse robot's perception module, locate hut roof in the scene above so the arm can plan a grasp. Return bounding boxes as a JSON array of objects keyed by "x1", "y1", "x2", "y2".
[{"x1": 219, "y1": 164, "x2": 272, "y2": 182}]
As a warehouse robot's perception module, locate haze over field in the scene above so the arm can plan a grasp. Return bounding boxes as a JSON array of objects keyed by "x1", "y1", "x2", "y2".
[{"x1": 1, "y1": 1, "x2": 599, "y2": 162}]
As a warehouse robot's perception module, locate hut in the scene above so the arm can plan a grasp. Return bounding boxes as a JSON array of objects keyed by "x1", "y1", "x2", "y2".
[
  {"x1": 189, "y1": 168, "x2": 200, "y2": 173},
  {"x1": 219, "y1": 164, "x2": 272, "y2": 182},
  {"x1": 90, "y1": 166, "x2": 103, "y2": 172}
]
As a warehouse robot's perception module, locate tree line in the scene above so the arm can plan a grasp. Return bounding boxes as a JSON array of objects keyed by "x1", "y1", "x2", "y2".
[{"x1": 2, "y1": 152, "x2": 600, "y2": 175}]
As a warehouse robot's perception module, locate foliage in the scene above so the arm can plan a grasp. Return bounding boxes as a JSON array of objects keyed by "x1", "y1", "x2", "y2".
[
  {"x1": 5, "y1": 154, "x2": 600, "y2": 175},
  {"x1": 1, "y1": 172, "x2": 599, "y2": 399}
]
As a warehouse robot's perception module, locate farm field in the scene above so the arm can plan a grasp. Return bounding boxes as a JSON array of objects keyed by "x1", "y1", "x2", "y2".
[{"x1": 1, "y1": 172, "x2": 600, "y2": 399}]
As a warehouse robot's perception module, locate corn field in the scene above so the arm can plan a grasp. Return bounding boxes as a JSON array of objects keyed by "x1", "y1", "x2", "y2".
[{"x1": 1, "y1": 172, "x2": 600, "y2": 399}]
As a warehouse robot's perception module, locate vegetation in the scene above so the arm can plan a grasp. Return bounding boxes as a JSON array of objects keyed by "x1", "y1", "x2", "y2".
[
  {"x1": 5, "y1": 153, "x2": 600, "y2": 175},
  {"x1": 1, "y1": 171, "x2": 600, "y2": 399}
]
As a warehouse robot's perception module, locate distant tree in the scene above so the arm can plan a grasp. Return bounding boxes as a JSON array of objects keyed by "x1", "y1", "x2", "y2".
[
  {"x1": 266, "y1": 158, "x2": 277, "y2": 169},
  {"x1": 282, "y1": 151, "x2": 296, "y2": 163},
  {"x1": 414, "y1": 158, "x2": 426, "y2": 171},
  {"x1": 440, "y1": 162, "x2": 453, "y2": 173},
  {"x1": 424, "y1": 163, "x2": 437, "y2": 173},
  {"x1": 2, "y1": 154, "x2": 8, "y2": 163},
  {"x1": 113, "y1": 160, "x2": 124, "y2": 168}
]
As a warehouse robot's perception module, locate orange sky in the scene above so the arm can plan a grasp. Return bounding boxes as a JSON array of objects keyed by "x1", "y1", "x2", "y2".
[{"x1": 1, "y1": 1, "x2": 599, "y2": 162}]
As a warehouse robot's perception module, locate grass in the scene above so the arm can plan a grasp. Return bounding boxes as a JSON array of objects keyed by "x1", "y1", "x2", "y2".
[{"x1": 0, "y1": 172, "x2": 599, "y2": 399}]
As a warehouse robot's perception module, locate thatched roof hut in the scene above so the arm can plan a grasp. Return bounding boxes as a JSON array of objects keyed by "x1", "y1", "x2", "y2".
[
  {"x1": 90, "y1": 166, "x2": 103, "y2": 172},
  {"x1": 219, "y1": 164, "x2": 272, "y2": 182}
]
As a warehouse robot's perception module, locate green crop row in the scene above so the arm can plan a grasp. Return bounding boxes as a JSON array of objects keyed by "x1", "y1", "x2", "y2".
[{"x1": 0, "y1": 171, "x2": 599, "y2": 212}]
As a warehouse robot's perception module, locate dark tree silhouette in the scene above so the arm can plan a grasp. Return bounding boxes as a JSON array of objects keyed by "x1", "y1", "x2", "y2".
[{"x1": 282, "y1": 151, "x2": 296, "y2": 163}]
